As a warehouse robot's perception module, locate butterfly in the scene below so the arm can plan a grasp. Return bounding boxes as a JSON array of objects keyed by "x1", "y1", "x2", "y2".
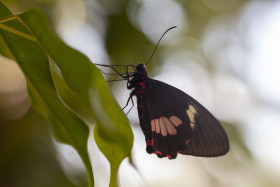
[
  {"x1": 126, "y1": 63, "x2": 229, "y2": 159},
  {"x1": 96, "y1": 27, "x2": 229, "y2": 159}
]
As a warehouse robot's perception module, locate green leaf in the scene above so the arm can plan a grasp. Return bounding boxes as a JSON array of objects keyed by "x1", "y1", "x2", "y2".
[
  {"x1": 19, "y1": 9, "x2": 133, "y2": 146},
  {"x1": 49, "y1": 60, "x2": 93, "y2": 124},
  {"x1": 1, "y1": 3, "x2": 134, "y2": 185},
  {"x1": 94, "y1": 122, "x2": 128, "y2": 187},
  {"x1": 19, "y1": 7, "x2": 133, "y2": 165},
  {"x1": 0, "y1": 3, "x2": 93, "y2": 186}
]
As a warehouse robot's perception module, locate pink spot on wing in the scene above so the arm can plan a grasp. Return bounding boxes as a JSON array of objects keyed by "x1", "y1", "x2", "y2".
[
  {"x1": 138, "y1": 90, "x2": 144, "y2": 94},
  {"x1": 152, "y1": 116, "x2": 180, "y2": 136},
  {"x1": 169, "y1": 116, "x2": 183, "y2": 126},
  {"x1": 155, "y1": 119, "x2": 160, "y2": 134},
  {"x1": 166, "y1": 155, "x2": 172, "y2": 159},
  {"x1": 141, "y1": 85, "x2": 146, "y2": 89},
  {"x1": 139, "y1": 82, "x2": 145, "y2": 86},
  {"x1": 163, "y1": 117, "x2": 177, "y2": 135},
  {"x1": 151, "y1": 120, "x2": 156, "y2": 131},
  {"x1": 139, "y1": 105, "x2": 143, "y2": 108},
  {"x1": 159, "y1": 117, "x2": 168, "y2": 136},
  {"x1": 177, "y1": 150, "x2": 182, "y2": 153},
  {"x1": 139, "y1": 95, "x2": 143, "y2": 99},
  {"x1": 186, "y1": 139, "x2": 190, "y2": 144}
]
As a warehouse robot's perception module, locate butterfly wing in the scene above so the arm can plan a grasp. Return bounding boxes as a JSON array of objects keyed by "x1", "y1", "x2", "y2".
[{"x1": 136, "y1": 79, "x2": 229, "y2": 159}]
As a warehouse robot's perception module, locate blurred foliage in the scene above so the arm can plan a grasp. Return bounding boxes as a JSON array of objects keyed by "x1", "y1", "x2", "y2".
[
  {"x1": 0, "y1": 109, "x2": 84, "y2": 187},
  {"x1": 106, "y1": 11, "x2": 147, "y2": 66},
  {"x1": 222, "y1": 121, "x2": 251, "y2": 158}
]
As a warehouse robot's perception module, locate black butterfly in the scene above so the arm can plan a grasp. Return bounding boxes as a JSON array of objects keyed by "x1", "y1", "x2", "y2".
[
  {"x1": 97, "y1": 27, "x2": 229, "y2": 159},
  {"x1": 126, "y1": 63, "x2": 229, "y2": 159}
]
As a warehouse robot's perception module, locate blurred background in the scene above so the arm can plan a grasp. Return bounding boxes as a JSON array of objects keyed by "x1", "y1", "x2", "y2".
[{"x1": 1, "y1": 0, "x2": 280, "y2": 186}]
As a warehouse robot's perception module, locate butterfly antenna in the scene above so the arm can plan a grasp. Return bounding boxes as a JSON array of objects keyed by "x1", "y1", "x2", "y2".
[
  {"x1": 143, "y1": 42, "x2": 151, "y2": 64},
  {"x1": 145, "y1": 26, "x2": 177, "y2": 65}
]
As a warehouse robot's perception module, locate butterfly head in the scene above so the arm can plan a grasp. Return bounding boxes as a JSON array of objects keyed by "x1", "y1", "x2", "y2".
[
  {"x1": 136, "y1": 63, "x2": 146, "y2": 71},
  {"x1": 136, "y1": 63, "x2": 148, "y2": 76},
  {"x1": 127, "y1": 63, "x2": 148, "y2": 89}
]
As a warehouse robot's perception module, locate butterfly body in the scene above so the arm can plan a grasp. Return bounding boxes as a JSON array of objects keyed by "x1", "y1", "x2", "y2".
[{"x1": 128, "y1": 63, "x2": 229, "y2": 159}]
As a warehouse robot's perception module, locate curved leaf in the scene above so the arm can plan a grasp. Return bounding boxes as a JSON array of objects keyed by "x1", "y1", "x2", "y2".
[
  {"x1": 0, "y1": 3, "x2": 93, "y2": 186},
  {"x1": 1, "y1": 4, "x2": 134, "y2": 186},
  {"x1": 94, "y1": 122, "x2": 129, "y2": 187},
  {"x1": 19, "y1": 9, "x2": 133, "y2": 149}
]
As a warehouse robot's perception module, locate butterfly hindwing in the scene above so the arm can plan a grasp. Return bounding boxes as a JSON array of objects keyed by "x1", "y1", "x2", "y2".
[
  {"x1": 136, "y1": 79, "x2": 229, "y2": 159},
  {"x1": 136, "y1": 79, "x2": 192, "y2": 159}
]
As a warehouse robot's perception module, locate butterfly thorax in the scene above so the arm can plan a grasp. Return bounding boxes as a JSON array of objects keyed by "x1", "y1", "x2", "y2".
[{"x1": 127, "y1": 63, "x2": 149, "y2": 90}]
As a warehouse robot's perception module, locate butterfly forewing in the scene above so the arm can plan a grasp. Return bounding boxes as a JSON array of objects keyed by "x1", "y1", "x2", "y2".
[{"x1": 136, "y1": 79, "x2": 229, "y2": 159}]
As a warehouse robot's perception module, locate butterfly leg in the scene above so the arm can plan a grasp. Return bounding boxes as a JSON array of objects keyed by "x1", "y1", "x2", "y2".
[
  {"x1": 122, "y1": 90, "x2": 136, "y2": 115},
  {"x1": 95, "y1": 64, "x2": 128, "y2": 78}
]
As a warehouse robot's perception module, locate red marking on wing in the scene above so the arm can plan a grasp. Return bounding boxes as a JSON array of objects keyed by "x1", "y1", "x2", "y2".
[
  {"x1": 186, "y1": 139, "x2": 190, "y2": 144},
  {"x1": 166, "y1": 155, "x2": 172, "y2": 159},
  {"x1": 139, "y1": 105, "x2": 143, "y2": 108},
  {"x1": 146, "y1": 139, "x2": 154, "y2": 146},
  {"x1": 156, "y1": 151, "x2": 162, "y2": 155},
  {"x1": 138, "y1": 90, "x2": 144, "y2": 94}
]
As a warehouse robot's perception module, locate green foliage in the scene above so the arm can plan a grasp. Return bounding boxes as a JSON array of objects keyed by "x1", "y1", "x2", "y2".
[{"x1": 0, "y1": 2, "x2": 133, "y2": 187}]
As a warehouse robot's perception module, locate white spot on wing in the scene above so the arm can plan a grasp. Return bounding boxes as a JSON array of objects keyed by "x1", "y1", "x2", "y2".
[
  {"x1": 189, "y1": 105, "x2": 197, "y2": 114},
  {"x1": 190, "y1": 123, "x2": 196, "y2": 129},
  {"x1": 186, "y1": 105, "x2": 197, "y2": 129},
  {"x1": 186, "y1": 110, "x2": 195, "y2": 122}
]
